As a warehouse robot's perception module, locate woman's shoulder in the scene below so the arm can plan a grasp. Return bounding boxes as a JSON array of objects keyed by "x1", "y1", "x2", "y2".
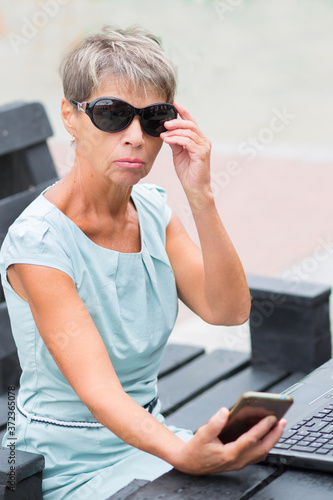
[
  {"x1": 0, "y1": 194, "x2": 74, "y2": 279},
  {"x1": 2, "y1": 193, "x2": 71, "y2": 258},
  {"x1": 7, "y1": 194, "x2": 64, "y2": 239},
  {"x1": 132, "y1": 183, "x2": 169, "y2": 213},
  {"x1": 132, "y1": 183, "x2": 171, "y2": 228},
  {"x1": 133, "y1": 183, "x2": 167, "y2": 200}
]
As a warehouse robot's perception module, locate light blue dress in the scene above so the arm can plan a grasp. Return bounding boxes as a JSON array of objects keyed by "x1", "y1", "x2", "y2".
[{"x1": 0, "y1": 183, "x2": 192, "y2": 500}]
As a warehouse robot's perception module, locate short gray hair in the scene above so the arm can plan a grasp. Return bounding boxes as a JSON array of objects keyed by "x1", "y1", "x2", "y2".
[{"x1": 60, "y1": 25, "x2": 177, "y2": 103}]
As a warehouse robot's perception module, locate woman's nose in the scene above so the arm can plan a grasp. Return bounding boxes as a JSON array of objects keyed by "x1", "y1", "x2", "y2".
[{"x1": 122, "y1": 116, "x2": 144, "y2": 146}]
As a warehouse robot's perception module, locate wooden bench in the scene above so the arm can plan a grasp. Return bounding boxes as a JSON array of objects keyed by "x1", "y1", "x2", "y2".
[
  {"x1": 0, "y1": 181, "x2": 58, "y2": 497},
  {"x1": 0, "y1": 179, "x2": 59, "y2": 303},
  {"x1": 0, "y1": 101, "x2": 58, "y2": 199},
  {"x1": 0, "y1": 181, "x2": 59, "y2": 369}
]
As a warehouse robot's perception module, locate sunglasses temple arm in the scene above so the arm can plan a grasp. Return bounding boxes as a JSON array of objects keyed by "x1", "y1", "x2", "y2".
[{"x1": 70, "y1": 99, "x2": 87, "y2": 113}]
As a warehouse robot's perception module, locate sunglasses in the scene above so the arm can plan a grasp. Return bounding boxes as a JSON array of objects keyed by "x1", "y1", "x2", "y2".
[{"x1": 70, "y1": 97, "x2": 177, "y2": 137}]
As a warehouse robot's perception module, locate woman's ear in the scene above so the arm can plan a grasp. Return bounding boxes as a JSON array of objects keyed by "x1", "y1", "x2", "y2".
[{"x1": 61, "y1": 98, "x2": 77, "y2": 137}]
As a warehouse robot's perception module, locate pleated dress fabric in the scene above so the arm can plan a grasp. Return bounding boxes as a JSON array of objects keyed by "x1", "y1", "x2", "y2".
[{"x1": 0, "y1": 183, "x2": 193, "y2": 500}]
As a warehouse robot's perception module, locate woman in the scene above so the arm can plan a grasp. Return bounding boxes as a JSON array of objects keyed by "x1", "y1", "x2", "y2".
[{"x1": 0, "y1": 26, "x2": 285, "y2": 499}]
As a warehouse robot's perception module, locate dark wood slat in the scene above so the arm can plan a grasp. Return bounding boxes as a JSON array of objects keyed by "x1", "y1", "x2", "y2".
[
  {"x1": 108, "y1": 465, "x2": 281, "y2": 500},
  {"x1": 22, "y1": 143, "x2": 57, "y2": 186},
  {"x1": 0, "y1": 303, "x2": 15, "y2": 359},
  {"x1": 106, "y1": 480, "x2": 150, "y2": 500},
  {"x1": 0, "y1": 389, "x2": 18, "y2": 432},
  {"x1": 0, "y1": 393, "x2": 8, "y2": 431},
  {"x1": 0, "y1": 101, "x2": 56, "y2": 198},
  {"x1": 158, "y1": 344, "x2": 205, "y2": 379},
  {"x1": 267, "y1": 372, "x2": 306, "y2": 394},
  {"x1": 0, "y1": 471, "x2": 43, "y2": 499},
  {"x1": 250, "y1": 469, "x2": 333, "y2": 500},
  {"x1": 0, "y1": 303, "x2": 21, "y2": 393},
  {"x1": 0, "y1": 178, "x2": 59, "y2": 247},
  {"x1": 0, "y1": 446, "x2": 44, "y2": 486},
  {"x1": 0, "y1": 179, "x2": 58, "y2": 301},
  {"x1": 0, "y1": 354, "x2": 20, "y2": 399},
  {"x1": 158, "y1": 350, "x2": 250, "y2": 416},
  {"x1": 0, "y1": 102, "x2": 53, "y2": 156},
  {"x1": 247, "y1": 273, "x2": 331, "y2": 306},
  {"x1": 165, "y1": 365, "x2": 288, "y2": 431}
]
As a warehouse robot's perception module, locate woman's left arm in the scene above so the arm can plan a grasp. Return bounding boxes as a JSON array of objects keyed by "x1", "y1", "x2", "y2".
[{"x1": 162, "y1": 102, "x2": 251, "y2": 326}]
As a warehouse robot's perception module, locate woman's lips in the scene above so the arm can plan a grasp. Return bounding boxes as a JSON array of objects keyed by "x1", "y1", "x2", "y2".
[{"x1": 114, "y1": 158, "x2": 145, "y2": 169}]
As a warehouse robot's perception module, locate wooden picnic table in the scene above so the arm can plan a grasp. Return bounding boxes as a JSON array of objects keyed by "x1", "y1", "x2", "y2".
[{"x1": 106, "y1": 342, "x2": 333, "y2": 500}]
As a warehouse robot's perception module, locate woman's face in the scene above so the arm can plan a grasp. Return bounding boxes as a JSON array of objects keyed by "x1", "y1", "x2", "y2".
[{"x1": 64, "y1": 78, "x2": 166, "y2": 187}]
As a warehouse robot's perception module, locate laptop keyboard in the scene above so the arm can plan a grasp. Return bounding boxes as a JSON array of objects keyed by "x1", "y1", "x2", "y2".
[{"x1": 273, "y1": 401, "x2": 333, "y2": 455}]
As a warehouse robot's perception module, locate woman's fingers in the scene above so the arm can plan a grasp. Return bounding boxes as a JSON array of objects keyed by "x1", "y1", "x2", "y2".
[
  {"x1": 164, "y1": 119, "x2": 197, "y2": 131},
  {"x1": 173, "y1": 101, "x2": 197, "y2": 124},
  {"x1": 256, "y1": 418, "x2": 287, "y2": 449},
  {"x1": 233, "y1": 416, "x2": 286, "y2": 465},
  {"x1": 161, "y1": 127, "x2": 208, "y2": 147},
  {"x1": 196, "y1": 407, "x2": 230, "y2": 444},
  {"x1": 159, "y1": 101, "x2": 211, "y2": 201},
  {"x1": 163, "y1": 103, "x2": 206, "y2": 140},
  {"x1": 236, "y1": 415, "x2": 278, "y2": 450},
  {"x1": 242, "y1": 415, "x2": 278, "y2": 442},
  {"x1": 161, "y1": 125, "x2": 210, "y2": 158},
  {"x1": 160, "y1": 102, "x2": 210, "y2": 165},
  {"x1": 174, "y1": 412, "x2": 287, "y2": 476},
  {"x1": 217, "y1": 417, "x2": 286, "y2": 472}
]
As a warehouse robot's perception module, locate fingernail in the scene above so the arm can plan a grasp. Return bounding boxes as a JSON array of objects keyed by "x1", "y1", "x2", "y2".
[
  {"x1": 268, "y1": 415, "x2": 278, "y2": 426},
  {"x1": 218, "y1": 408, "x2": 229, "y2": 421}
]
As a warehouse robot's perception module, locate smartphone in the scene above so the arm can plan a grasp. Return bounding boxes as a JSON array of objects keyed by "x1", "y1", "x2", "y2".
[{"x1": 218, "y1": 391, "x2": 293, "y2": 444}]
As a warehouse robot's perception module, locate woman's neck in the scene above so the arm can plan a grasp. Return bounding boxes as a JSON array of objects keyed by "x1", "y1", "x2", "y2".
[{"x1": 51, "y1": 164, "x2": 134, "y2": 221}]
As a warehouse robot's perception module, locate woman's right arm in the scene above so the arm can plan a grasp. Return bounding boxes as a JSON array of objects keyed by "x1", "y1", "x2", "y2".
[{"x1": 7, "y1": 263, "x2": 286, "y2": 474}]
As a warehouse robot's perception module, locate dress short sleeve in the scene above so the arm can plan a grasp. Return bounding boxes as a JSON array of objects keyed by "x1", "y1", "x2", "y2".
[
  {"x1": 150, "y1": 185, "x2": 173, "y2": 226},
  {"x1": 0, "y1": 216, "x2": 74, "y2": 282},
  {"x1": 134, "y1": 184, "x2": 172, "y2": 227}
]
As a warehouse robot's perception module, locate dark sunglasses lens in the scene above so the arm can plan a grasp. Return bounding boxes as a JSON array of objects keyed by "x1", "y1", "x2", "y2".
[
  {"x1": 92, "y1": 99, "x2": 133, "y2": 132},
  {"x1": 142, "y1": 105, "x2": 177, "y2": 137}
]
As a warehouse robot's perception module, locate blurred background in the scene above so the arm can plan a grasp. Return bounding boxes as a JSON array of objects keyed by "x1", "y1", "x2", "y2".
[{"x1": 1, "y1": 0, "x2": 333, "y2": 350}]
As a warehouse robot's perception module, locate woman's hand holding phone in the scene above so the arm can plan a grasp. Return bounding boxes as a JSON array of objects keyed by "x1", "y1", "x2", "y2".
[
  {"x1": 218, "y1": 392, "x2": 293, "y2": 444},
  {"x1": 172, "y1": 395, "x2": 289, "y2": 475}
]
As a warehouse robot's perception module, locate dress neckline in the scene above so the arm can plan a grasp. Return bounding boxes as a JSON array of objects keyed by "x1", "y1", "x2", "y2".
[{"x1": 40, "y1": 186, "x2": 143, "y2": 256}]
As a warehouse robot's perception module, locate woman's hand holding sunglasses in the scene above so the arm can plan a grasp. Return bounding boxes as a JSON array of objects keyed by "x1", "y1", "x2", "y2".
[{"x1": 160, "y1": 102, "x2": 212, "y2": 208}]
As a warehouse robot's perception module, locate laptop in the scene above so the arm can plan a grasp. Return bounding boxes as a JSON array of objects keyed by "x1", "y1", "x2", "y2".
[{"x1": 267, "y1": 357, "x2": 333, "y2": 472}]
